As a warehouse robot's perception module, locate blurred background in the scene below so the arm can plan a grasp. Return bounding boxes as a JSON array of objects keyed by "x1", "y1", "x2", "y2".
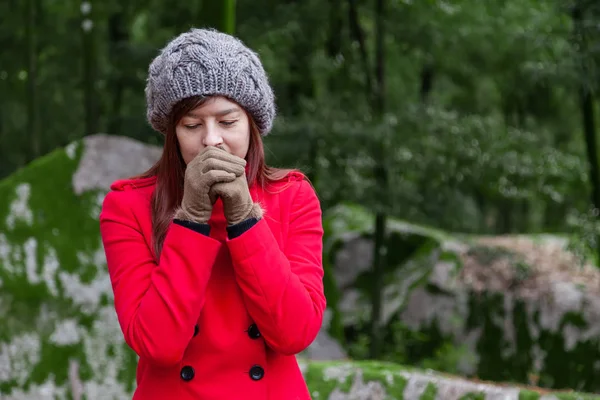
[
  {"x1": 3, "y1": 0, "x2": 600, "y2": 398},
  {"x1": 3, "y1": 0, "x2": 600, "y2": 240}
]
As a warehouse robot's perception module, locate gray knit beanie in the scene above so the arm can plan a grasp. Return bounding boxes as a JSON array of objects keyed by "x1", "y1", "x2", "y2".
[{"x1": 145, "y1": 28, "x2": 276, "y2": 135}]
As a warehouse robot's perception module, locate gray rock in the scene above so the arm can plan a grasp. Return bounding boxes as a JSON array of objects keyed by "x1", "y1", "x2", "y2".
[
  {"x1": 301, "y1": 309, "x2": 347, "y2": 361},
  {"x1": 72, "y1": 134, "x2": 162, "y2": 195}
]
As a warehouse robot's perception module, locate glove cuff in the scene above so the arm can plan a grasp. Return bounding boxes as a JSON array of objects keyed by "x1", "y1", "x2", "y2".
[
  {"x1": 173, "y1": 206, "x2": 210, "y2": 224},
  {"x1": 246, "y1": 202, "x2": 264, "y2": 220}
]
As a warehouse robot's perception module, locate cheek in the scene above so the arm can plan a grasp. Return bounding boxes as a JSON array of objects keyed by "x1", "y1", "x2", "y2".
[
  {"x1": 176, "y1": 132, "x2": 200, "y2": 164},
  {"x1": 228, "y1": 128, "x2": 250, "y2": 158}
]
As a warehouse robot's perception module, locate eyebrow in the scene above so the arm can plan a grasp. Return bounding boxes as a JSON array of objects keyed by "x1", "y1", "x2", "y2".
[{"x1": 186, "y1": 108, "x2": 241, "y2": 118}]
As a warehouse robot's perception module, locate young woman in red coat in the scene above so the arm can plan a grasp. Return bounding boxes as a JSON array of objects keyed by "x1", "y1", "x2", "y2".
[{"x1": 99, "y1": 28, "x2": 326, "y2": 399}]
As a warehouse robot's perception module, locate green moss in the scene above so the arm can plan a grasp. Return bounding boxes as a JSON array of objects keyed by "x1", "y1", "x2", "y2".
[
  {"x1": 0, "y1": 146, "x2": 88, "y2": 318},
  {"x1": 118, "y1": 342, "x2": 139, "y2": 393},
  {"x1": 304, "y1": 360, "x2": 408, "y2": 398},
  {"x1": 553, "y1": 393, "x2": 600, "y2": 400},
  {"x1": 536, "y1": 313, "x2": 600, "y2": 392},
  {"x1": 510, "y1": 300, "x2": 535, "y2": 385},
  {"x1": 303, "y1": 360, "x2": 600, "y2": 400},
  {"x1": 419, "y1": 383, "x2": 437, "y2": 400},
  {"x1": 466, "y1": 291, "x2": 507, "y2": 381},
  {"x1": 0, "y1": 142, "x2": 88, "y2": 317},
  {"x1": 458, "y1": 393, "x2": 485, "y2": 400},
  {"x1": 518, "y1": 390, "x2": 540, "y2": 400},
  {"x1": 303, "y1": 361, "x2": 351, "y2": 398},
  {"x1": 361, "y1": 362, "x2": 408, "y2": 399},
  {"x1": 30, "y1": 341, "x2": 83, "y2": 386},
  {"x1": 383, "y1": 374, "x2": 408, "y2": 399}
]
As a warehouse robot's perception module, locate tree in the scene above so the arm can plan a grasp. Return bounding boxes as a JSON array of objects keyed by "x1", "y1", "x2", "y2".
[{"x1": 199, "y1": 0, "x2": 236, "y2": 34}]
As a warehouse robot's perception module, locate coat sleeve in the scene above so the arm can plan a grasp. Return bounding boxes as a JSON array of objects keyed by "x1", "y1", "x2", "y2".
[
  {"x1": 99, "y1": 190, "x2": 221, "y2": 366},
  {"x1": 226, "y1": 179, "x2": 326, "y2": 355}
]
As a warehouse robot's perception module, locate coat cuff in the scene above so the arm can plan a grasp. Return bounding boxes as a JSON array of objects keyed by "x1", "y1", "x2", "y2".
[
  {"x1": 226, "y1": 218, "x2": 259, "y2": 239},
  {"x1": 173, "y1": 219, "x2": 211, "y2": 236},
  {"x1": 227, "y1": 218, "x2": 284, "y2": 264}
]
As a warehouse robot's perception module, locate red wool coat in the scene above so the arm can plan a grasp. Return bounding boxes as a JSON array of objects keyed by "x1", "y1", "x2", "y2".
[{"x1": 99, "y1": 172, "x2": 325, "y2": 400}]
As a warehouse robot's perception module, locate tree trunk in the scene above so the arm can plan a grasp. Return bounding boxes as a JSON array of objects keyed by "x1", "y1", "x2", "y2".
[
  {"x1": 26, "y1": 0, "x2": 39, "y2": 159},
  {"x1": 580, "y1": 85, "x2": 600, "y2": 209},
  {"x1": 369, "y1": 0, "x2": 387, "y2": 360},
  {"x1": 327, "y1": 0, "x2": 343, "y2": 61},
  {"x1": 200, "y1": 0, "x2": 236, "y2": 34},
  {"x1": 107, "y1": 6, "x2": 129, "y2": 135},
  {"x1": 420, "y1": 63, "x2": 434, "y2": 104},
  {"x1": 285, "y1": 1, "x2": 317, "y2": 181},
  {"x1": 82, "y1": 1, "x2": 98, "y2": 136},
  {"x1": 496, "y1": 198, "x2": 513, "y2": 234},
  {"x1": 348, "y1": 0, "x2": 373, "y2": 100},
  {"x1": 572, "y1": 1, "x2": 600, "y2": 261}
]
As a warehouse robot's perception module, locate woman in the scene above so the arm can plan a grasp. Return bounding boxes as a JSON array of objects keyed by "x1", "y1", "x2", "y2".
[{"x1": 99, "y1": 28, "x2": 325, "y2": 400}]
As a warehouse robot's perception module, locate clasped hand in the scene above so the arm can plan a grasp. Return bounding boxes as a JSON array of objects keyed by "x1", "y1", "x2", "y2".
[{"x1": 174, "y1": 146, "x2": 261, "y2": 226}]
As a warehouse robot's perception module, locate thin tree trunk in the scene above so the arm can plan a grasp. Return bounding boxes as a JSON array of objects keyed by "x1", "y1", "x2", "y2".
[
  {"x1": 369, "y1": 0, "x2": 387, "y2": 360},
  {"x1": 579, "y1": 85, "x2": 600, "y2": 209},
  {"x1": 107, "y1": 6, "x2": 129, "y2": 135},
  {"x1": 200, "y1": 0, "x2": 236, "y2": 34},
  {"x1": 416, "y1": 63, "x2": 436, "y2": 230},
  {"x1": 348, "y1": 0, "x2": 373, "y2": 99},
  {"x1": 572, "y1": 2, "x2": 600, "y2": 262},
  {"x1": 495, "y1": 199, "x2": 513, "y2": 234},
  {"x1": 327, "y1": 0, "x2": 343, "y2": 60},
  {"x1": 420, "y1": 63, "x2": 434, "y2": 104},
  {"x1": 26, "y1": 0, "x2": 39, "y2": 158},
  {"x1": 82, "y1": 1, "x2": 97, "y2": 136},
  {"x1": 285, "y1": 1, "x2": 317, "y2": 181}
]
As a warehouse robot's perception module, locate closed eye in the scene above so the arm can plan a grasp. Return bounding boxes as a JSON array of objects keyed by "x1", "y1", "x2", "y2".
[
  {"x1": 184, "y1": 124, "x2": 201, "y2": 129},
  {"x1": 220, "y1": 120, "x2": 237, "y2": 126}
]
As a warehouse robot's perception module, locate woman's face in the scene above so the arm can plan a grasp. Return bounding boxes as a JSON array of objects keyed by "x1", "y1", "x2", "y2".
[{"x1": 176, "y1": 96, "x2": 251, "y2": 164}]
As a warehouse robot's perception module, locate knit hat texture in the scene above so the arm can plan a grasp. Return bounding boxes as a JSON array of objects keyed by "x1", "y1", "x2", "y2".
[{"x1": 145, "y1": 28, "x2": 276, "y2": 135}]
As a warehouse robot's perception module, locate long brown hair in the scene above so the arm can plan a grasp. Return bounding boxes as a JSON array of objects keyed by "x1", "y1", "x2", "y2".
[{"x1": 132, "y1": 96, "x2": 294, "y2": 259}]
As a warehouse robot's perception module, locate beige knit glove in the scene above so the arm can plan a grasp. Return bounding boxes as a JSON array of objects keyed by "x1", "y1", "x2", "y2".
[
  {"x1": 174, "y1": 147, "x2": 246, "y2": 224},
  {"x1": 209, "y1": 171, "x2": 263, "y2": 226}
]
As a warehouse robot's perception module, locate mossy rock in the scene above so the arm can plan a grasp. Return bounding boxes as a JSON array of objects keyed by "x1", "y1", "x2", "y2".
[
  {"x1": 0, "y1": 135, "x2": 160, "y2": 399},
  {"x1": 325, "y1": 204, "x2": 600, "y2": 393},
  {"x1": 299, "y1": 359, "x2": 600, "y2": 399}
]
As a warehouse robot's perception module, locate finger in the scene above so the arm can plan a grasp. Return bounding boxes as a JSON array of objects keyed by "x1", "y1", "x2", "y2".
[
  {"x1": 208, "y1": 185, "x2": 220, "y2": 205},
  {"x1": 209, "y1": 182, "x2": 232, "y2": 201},
  {"x1": 204, "y1": 170, "x2": 237, "y2": 186},
  {"x1": 198, "y1": 147, "x2": 246, "y2": 167},
  {"x1": 201, "y1": 158, "x2": 245, "y2": 176},
  {"x1": 188, "y1": 147, "x2": 238, "y2": 169}
]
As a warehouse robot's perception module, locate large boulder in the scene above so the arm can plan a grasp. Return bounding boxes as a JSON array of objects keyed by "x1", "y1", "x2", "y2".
[
  {"x1": 326, "y1": 203, "x2": 600, "y2": 393},
  {"x1": 0, "y1": 134, "x2": 160, "y2": 399}
]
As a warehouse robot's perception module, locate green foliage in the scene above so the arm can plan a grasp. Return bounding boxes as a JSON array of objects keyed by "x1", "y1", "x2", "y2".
[
  {"x1": 566, "y1": 205, "x2": 600, "y2": 266},
  {"x1": 2, "y1": 0, "x2": 598, "y2": 237}
]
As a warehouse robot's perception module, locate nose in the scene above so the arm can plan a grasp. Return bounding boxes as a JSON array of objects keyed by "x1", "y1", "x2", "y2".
[{"x1": 202, "y1": 124, "x2": 223, "y2": 147}]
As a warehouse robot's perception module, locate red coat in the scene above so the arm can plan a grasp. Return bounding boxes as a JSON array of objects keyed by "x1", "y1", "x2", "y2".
[{"x1": 99, "y1": 172, "x2": 325, "y2": 400}]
